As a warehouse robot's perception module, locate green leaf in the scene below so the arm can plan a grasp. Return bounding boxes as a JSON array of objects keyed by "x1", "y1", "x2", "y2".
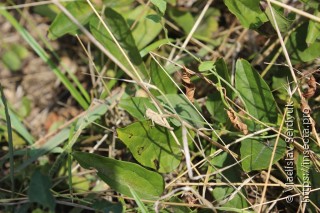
[
  {"x1": 3, "y1": 129, "x2": 26, "y2": 147},
  {"x1": 309, "y1": 166, "x2": 320, "y2": 210},
  {"x1": 211, "y1": 153, "x2": 249, "y2": 208},
  {"x1": 198, "y1": 61, "x2": 215, "y2": 72},
  {"x1": 72, "y1": 175, "x2": 90, "y2": 193},
  {"x1": 298, "y1": 0, "x2": 319, "y2": 9},
  {"x1": 119, "y1": 97, "x2": 156, "y2": 120},
  {"x1": 33, "y1": 4, "x2": 58, "y2": 21},
  {"x1": 150, "y1": 0, "x2": 167, "y2": 14},
  {"x1": 206, "y1": 59, "x2": 232, "y2": 124},
  {"x1": 117, "y1": 121, "x2": 182, "y2": 173},
  {"x1": 146, "y1": 14, "x2": 162, "y2": 23},
  {"x1": 168, "y1": 7, "x2": 194, "y2": 33},
  {"x1": 213, "y1": 58, "x2": 232, "y2": 96},
  {"x1": 102, "y1": 0, "x2": 135, "y2": 8},
  {"x1": 73, "y1": 151, "x2": 164, "y2": 199},
  {"x1": 158, "y1": 94, "x2": 204, "y2": 128},
  {"x1": 306, "y1": 10, "x2": 320, "y2": 44},
  {"x1": 195, "y1": 8, "x2": 220, "y2": 38},
  {"x1": 126, "y1": 5, "x2": 163, "y2": 50},
  {"x1": 265, "y1": 6, "x2": 295, "y2": 33},
  {"x1": 296, "y1": 152, "x2": 311, "y2": 182},
  {"x1": 1, "y1": 43, "x2": 30, "y2": 72},
  {"x1": 2, "y1": 50, "x2": 21, "y2": 71},
  {"x1": 90, "y1": 7, "x2": 149, "y2": 80},
  {"x1": 92, "y1": 200, "x2": 123, "y2": 213},
  {"x1": 168, "y1": 197, "x2": 194, "y2": 213},
  {"x1": 206, "y1": 93, "x2": 227, "y2": 123},
  {"x1": 129, "y1": 187, "x2": 148, "y2": 213},
  {"x1": 27, "y1": 170, "x2": 56, "y2": 211},
  {"x1": 48, "y1": 2, "x2": 93, "y2": 39},
  {"x1": 235, "y1": 59, "x2": 286, "y2": 171},
  {"x1": 212, "y1": 186, "x2": 248, "y2": 208},
  {"x1": 150, "y1": 60, "x2": 177, "y2": 95},
  {"x1": 240, "y1": 138, "x2": 286, "y2": 172},
  {"x1": 224, "y1": 0, "x2": 267, "y2": 29},
  {"x1": 286, "y1": 22, "x2": 320, "y2": 63},
  {"x1": 0, "y1": 100, "x2": 34, "y2": 145},
  {"x1": 11, "y1": 44, "x2": 29, "y2": 59},
  {"x1": 139, "y1": 38, "x2": 173, "y2": 57},
  {"x1": 235, "y1": 59, "x2": 277, "y2": 131}
]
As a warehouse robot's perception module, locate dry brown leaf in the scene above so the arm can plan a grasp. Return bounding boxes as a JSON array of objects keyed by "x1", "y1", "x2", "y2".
[
  {"x1": 227, "y1": 109, "x2": 248, "y2": 135},
  {"x1": 182, "y1": 66, "x2": 195, "y2": 102},
  {"x1": 303, "y1": 74, "x2": 316, "y2": 99}
]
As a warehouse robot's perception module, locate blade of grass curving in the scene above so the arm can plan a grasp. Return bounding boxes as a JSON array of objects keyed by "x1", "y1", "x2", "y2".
[
  {"x1": 0, "y1": 106, "x2": 34, "y2": 145},
  {"x1": 0, "y1": 103, "x2": 110, "y2": 182},
  {"x1": 0, "y1": 85, "x2": 14, "y2": 197},
  {"x1": 0, "y1": 8, "x2": 89, "y2": 109},
  {"x1": 49, "y1": 121, "x2": 77, "y2": 178},
  {"x1": 129, "y1": 187, "x2": 148, "y2": 213}
]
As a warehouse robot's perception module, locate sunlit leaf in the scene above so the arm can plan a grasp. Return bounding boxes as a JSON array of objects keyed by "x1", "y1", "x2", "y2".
[
  {"x1": 306, "y1": 10, "x2": 320, "y2": 44},
  {"x1": 117, "y1": 120, "x2": 182, "y2": 173},
  {"x1": 126, "y1": 5, "x2": 163, "y2": 50},
  {"x1": 265, "y1": 6, "x2": 295, "y2": 33},
  {"x1": 73, "y1": 151, "x2": 164, "y2": 199},
  {"x1": 48, "y1": 2, "x2": 93, "y2": 39},
  {"x1": 150, "y1": 0, "x2": 167, "y2": 14},
  {"x1": 224, "y1": 0, "x2": 267, "y2": 29}
]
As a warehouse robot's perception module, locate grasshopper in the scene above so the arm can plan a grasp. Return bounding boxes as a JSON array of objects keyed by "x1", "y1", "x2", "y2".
[{"x1": 145, "y1": 108, "x2": 174, "y2": 130}]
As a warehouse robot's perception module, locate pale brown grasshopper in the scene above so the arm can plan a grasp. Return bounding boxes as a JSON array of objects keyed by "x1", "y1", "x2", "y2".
[{"x1": 145, "y1": 108, "x2": 174, "y2": 130}]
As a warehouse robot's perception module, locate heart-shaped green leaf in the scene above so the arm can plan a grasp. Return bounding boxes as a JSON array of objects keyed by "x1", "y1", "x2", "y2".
[
  {"x1": 73, "y1": 151, "x2": 164, "y2": 200},
  {"x1": 224, "y1": 0, "x2": 267, "y2": 29},
  {"x1": 235, "y1": 59, "x2": 277, "y2": 131},
  {"x1": 117, "y1": 120, "x2": 182, "y2": 173},
  {"x1": 126, "y1": 6, "x2": 163, "y2": 50}
]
